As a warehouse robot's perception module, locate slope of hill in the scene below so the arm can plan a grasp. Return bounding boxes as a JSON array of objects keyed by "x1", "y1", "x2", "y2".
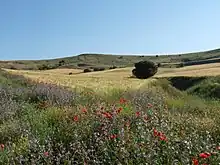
[{"x1": 1, "y1": 48, "x2": 220, "y2": 70}]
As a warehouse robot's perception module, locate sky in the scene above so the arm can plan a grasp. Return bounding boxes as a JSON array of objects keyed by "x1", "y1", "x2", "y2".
[{"x1": 0, "y1": 0, "x2": 220, "y2": 60}]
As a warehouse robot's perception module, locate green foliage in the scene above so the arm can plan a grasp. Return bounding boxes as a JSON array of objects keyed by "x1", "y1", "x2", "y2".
[
  {"x1": 58, "y1": 60, "x2": 65, "y2": 66},
  {"x1": 83, "y1": 68, "x2": 92, "y2": 73},
  {"x1": 38, "y1": 64, "x2": 58, "y2": 70},
  {"x1": 38, "y1": 64, "x2": 50, "y2": 70},
  {"x1": 168, "y1": 76, "x2": 220, "y2": 100},
  {"x1": 93, "y1": 67, "x2": 105, "y2": 71},
  {"x1": 187, "y1": 76, "x2": 220, "y2": 99},
  {"x1": 109, "y1": 66, "x2": 117, "y2": 69},
  {"x1": 77, "y1": 63, "x2": 89, "y2": 67},
  {"x1": 132, "y1": 60, "x2": 158, "y2": 79}
]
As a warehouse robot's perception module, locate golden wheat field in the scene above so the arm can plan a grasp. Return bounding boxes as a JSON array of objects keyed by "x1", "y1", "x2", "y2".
[{"x1": 4, "y1": 63, "x2": 220, "y2": 91}]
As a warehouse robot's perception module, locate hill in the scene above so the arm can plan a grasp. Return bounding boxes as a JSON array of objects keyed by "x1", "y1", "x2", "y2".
[{"x1": 1, "y1": 48, "x2": 220, "y2": 70}]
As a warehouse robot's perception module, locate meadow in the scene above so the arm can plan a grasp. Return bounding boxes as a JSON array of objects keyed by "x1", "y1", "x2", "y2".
[{"x1": 0, "y1": 63, "x2": 220, "y2": 164}]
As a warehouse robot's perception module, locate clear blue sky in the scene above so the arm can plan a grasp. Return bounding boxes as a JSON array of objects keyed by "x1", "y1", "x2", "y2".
[{"x1": 0, "y1": 0, "x2": 220, "y2": 60}]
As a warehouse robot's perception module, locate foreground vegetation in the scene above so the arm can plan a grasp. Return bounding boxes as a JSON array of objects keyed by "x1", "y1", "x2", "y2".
[{"x1": 0, "y1": 69, "x2": 220, "y2": 164}]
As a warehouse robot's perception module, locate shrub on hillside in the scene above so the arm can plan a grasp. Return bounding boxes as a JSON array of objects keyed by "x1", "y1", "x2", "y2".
[
  {"x1": 77, "y1": 63, "x2": 89, "y2": 67},
  {"x1": 132, "y1": 60, "x2": 158, "y2": 79},
  {"x1": 10, "y1": 66, "x2": 17, "y2": 70},
  {"x1": 58, "y1": 60, "x2": 65, "y2": 66},
  {"x1": 93, "y1": 67, "x2": 105, "y2": 71},
  {"x1": 38, "y1": 64, "x2": 59, "y2": 70},
  {"x1": 179, "y1": 63, "x2": 184, "y2": 67},
  {"x1": 182, "y1": 58, "x2": 191, "y2": 62},
  {"x1": 38, "y1": 64, "x2": 58, "y2": 70},
  {"x1": 83, "y1": 68, "x2": 92, "y2": 73},
  {"x1": 38, "y1": 64, "x2": 50, "y2": 70},
  {"x1": 109, "y1": 66, "x2": 117, "y2": 69}
]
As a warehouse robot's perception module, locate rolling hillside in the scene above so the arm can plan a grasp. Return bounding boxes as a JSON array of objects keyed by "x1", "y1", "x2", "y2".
[{"x1": 1, "y1": 48, "x2": 220, "y2": 70}]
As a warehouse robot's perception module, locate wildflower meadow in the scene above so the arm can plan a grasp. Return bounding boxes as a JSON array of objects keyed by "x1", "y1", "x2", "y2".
[{"x1": 0, "y1": 69, "x2": 220, "y2": 164}]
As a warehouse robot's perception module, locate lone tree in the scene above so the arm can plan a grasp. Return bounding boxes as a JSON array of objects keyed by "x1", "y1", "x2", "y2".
[{"x1": 132, "y1": 60, "x2": 158, "y2": 79}]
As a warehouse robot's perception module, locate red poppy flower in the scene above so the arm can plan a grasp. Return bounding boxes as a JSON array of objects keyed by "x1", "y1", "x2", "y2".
[
  {"x1": 110, "y1": 134, "x2": 117, "y2": 139},
  {"x1": 73, "y1": 115, "x2": 79, "y2": 121},
  {"x1": 0, "y1": 144, "x2": 4, "y2": 151},
  {"x1": 153, "y1": 129, "x2": 159, "y2": 137},
  {"x1": 153, "y1": 129, "x2": 168, "y2": 142},
  {"x1": 44, "y1": 152, "x2": 49, "y2": 156},
  {"x1": 120, "y1": 98, "x2": 127, "y2": 104},
  {"x1": 136, "y1": 111, "x2": 141, "y2": 117},
  {"x1": 216, "y1": 146, "x2": 220, "y2": 150},
  {"x1": 102, "y1": 112, "x2": 113, "y2": 119},
  {"x1": 116, "y1": 107, "x2": 123, "y2": 114},
  {"x1": 159, "y1": 134, "x2": 168, "y2": 142},
  {"x1": 82, "y1": 108, "x2": 87, "y2": 113},
  {"x1": 199, "y1": 152, "x2": 211, "y2": 159},
  {"x1": 192, "y1": 158, "x2": 199, "y2": 165}
]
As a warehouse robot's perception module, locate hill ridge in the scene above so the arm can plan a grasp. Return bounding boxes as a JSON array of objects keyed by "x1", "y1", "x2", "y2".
[{"x1": 1, "y1": 48, "x2": 220, "y2": 70}]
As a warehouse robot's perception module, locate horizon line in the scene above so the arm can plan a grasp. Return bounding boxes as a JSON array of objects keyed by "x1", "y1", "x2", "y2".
[{"x1": 1, "y1": 47, "x2": 220, "y2": 61}]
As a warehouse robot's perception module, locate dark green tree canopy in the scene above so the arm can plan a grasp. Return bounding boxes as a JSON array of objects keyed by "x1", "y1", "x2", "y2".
[{"x1": 132, "y1": 60, "x2": 158, "y2": 79}]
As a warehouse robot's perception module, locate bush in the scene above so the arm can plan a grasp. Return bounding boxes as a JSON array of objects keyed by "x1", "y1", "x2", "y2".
[
  {"x1": 83, "y1": 69, "x2": 92, "y2": 73},
  {"x1": 10, "y1": 66, "x2": 17, "y2": 70},
  {"x1": 179, "y1": 63, "x2": 184, "y2": 67},
  {"x1": 132, "y1": 60, "x2": 158, "y2": 79},
  {"x1": 182, "y1": 58, "x2": 191, "y2": 62},
  {"x1": 38, "y1": 64, "x2": 50, "y2": 70},
  {"x1": 58, "y1": 60, "x2": 65, "y2": 66},
  {"x1": 93, "y1": 67, "x2": 105, "y2": 71},
  {"x1": 109, "y1": 66, "x2": 117, "y2": 69},
  {"x1": 38, "y1": 64, "x2": 59, "y2": 70},
  {"x1": 77, "y1": 63, "x2": 89, "y2": 67},
  {"x1": 69, "y1": 72, "x2": 73, "y2": 75}
]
